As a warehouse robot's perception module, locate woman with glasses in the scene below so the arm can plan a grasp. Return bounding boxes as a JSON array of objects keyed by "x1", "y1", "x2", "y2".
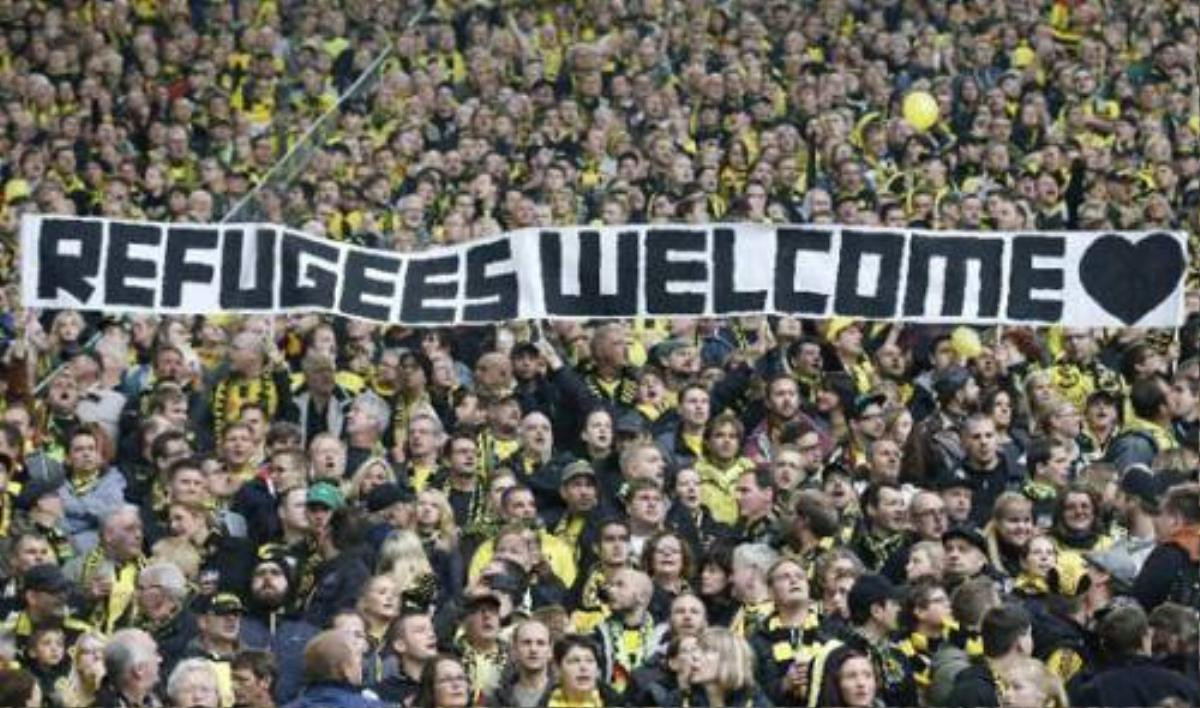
[{"x1": 416, "y1": 654, "x2": 473, "y2": 708}]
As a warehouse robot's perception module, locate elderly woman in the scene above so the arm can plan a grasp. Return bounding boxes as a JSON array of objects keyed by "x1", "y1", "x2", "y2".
[{"x1": 167, "y1": 659, "x2": 221, "y2": 708}]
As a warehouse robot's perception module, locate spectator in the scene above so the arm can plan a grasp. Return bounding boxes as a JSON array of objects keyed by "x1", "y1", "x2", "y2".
[
  {"x1": 1069, "y1": 606, "x2": 1200, "y2": 707},
  {"x1": 287, "y1": 629, "x2": 384, "y2": 708}
]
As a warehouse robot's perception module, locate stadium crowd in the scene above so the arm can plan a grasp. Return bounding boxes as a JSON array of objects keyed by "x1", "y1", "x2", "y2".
[{"x1": 0, "y1": 0, "x2": 1198, "y2": 706}]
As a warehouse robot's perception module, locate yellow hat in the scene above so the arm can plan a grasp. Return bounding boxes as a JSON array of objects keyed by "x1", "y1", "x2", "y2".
[
  {"x1": 950, "y1": 326, "x2": 984, "y2": 361},
  {"x1": 3, "y1": 179, "x2": 31, "y2": 202},
  {"x1": 826, "y1": 317, "x2": 861, "y2": 343},
  {"x1": 1011, "y1": 45, "x2": 1036, "y2": 69}
]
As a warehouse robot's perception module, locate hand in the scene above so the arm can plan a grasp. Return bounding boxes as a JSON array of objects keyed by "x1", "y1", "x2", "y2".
[{"x1": 534, "y1": 338, "x2": 563, "y2": 371}]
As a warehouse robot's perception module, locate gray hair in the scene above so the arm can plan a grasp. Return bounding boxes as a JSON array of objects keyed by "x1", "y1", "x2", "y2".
[
  {"x1": 167, "y1": 658, "x2": 219, "y2": 703},
  {"x1": 352, "y1": 391, "x2": 392, "y2": 434},
  {"x1": 138, "y1": 562, "x2": 189, "y2": 604},
  {"x1": 731, "y1": 543, "x2": 779, "y2": 577},
  {"x1": 104, "y1": 629, "x2": 157, "y2": 684}
]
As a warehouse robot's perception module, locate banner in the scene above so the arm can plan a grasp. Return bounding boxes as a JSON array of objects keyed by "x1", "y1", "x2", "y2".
[{"x1": 21, "y1": 215, "x2": 1189, "y2": 328}]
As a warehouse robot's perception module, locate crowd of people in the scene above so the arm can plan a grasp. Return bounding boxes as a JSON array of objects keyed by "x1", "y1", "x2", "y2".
[{"x1": 0, "y1": 0, "x2": 1198, "y2": 706}]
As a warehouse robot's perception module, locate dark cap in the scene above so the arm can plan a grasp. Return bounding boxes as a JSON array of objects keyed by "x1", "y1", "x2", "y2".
[
  {"x1": 847, "y1": 574, "x2": 900, "y2": 618},
  {"x1": 942, "y1": 526, "x2": 988, "y2": 555},
  {"x1": 1119, "y1": 465, "x2": 1164, "y2": 508},
  {"x1": 365, "y1": 483, "x2": 414, "y2": 513},
  {"x1": 23, "y1": 564, "x2": 71, "y2": 594},
  {"x1": 852, "y1": 392, "x2": 888, "y2": 419},
  {"x1": 193, "y1": 592, "x2": 245, "y2": 615},
  {"x1": 463, "y1": 592, "x2": 502, "y2": 614},
  {"x1": 614, "y1": 412, "x2": 648, "y2": 435},
  {"x1": 933, "y1": 366, "x2": 973, "y2": 400},
  {"x1": 15, "y1": 477, "x2": 62, "y2": 512},
  {"x1": 511, "y1": 342, "x2": 540, "y2": 359},
  {"x1": 934, "y1": 468, "x2": 975, "y2": 492},
  {"x1": 560, "y1": 460, "x2": 596, "y2": 485}
]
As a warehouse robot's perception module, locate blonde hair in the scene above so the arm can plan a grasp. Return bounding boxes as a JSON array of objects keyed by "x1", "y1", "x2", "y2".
[
  {"x1": 1001, "y1": 657, "x2": 1067, "y2": 708},
  {"x1": 377, "y1": 529, "x2": 434, "y2": 592},
  {"x1": 150, "y1": 537, "x2": 203, "y2": 580},
  {"x1": 417, "y1": 489, "x2": 459, "y2": 552},
  {"x1": 345, "y1": 456, "x2": 393, "y2": 503},
  {"x1": 697, "y1": 627, "x2": 755, "y2": 694}
]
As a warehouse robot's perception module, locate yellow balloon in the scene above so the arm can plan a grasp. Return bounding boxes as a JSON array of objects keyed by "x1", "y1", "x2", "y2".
[{"x1": 902, "y1": 91, "x2": 940, "y2": 132}]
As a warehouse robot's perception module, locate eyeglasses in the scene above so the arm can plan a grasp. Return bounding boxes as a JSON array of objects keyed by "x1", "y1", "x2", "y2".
[{"x1": 913, "y1": 508, "x2": 947, "y2": 519}]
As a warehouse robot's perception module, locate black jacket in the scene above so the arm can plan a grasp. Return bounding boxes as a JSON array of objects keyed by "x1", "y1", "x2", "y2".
[
  {"x1": 1069, "y1": 656, "x2": 1200, "y2": 707},
  {"x1": 945, "y1": 662, "x2": 999, "y2": 707}
]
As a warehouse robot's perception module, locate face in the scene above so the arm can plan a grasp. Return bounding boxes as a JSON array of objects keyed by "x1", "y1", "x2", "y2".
[
  {"x1": 768, "y1": 379, "x2": 800, "y2": 419},
  {"x1": 433, "y1": 659, "x2": 470, "y2": 708},
  {"x1": 911, "y1": 494, "x2": 948, "y2": 540},
  {"x1": 943, "y1": 538, "x2": 986, "y2": 577},
  {"x1": 14, "y1": 538, "x2": 53, "y2": 574},
  {"x1": 581, "y1": 412, "x2": 613, "y2": 452},
  {"x1": 232, "y1": 667, "x2": 271, "y2": 708},
  {"x1": 997, "y1": 504, "x2": 1035, "y2": 547},
  {"x1": 838, "y1": 656, "x2": 877, "y2": 708},
  {"x1": 963, "y1": 419, "x2": 998, "y2": 465},
  {"x1": 598, "y1": 523, "x2": 630, "y2": 566},
  {"x1": 1001, "y1": 674, "x2": 1047, "y2": 708},
  {"x1": 362, "y1": 576, "x2": 399, "y2": 620},
  {"x1": 562, "y1": 476, "x2": 598, "y2": 512},
  {"x1": 670, "y1": 595, "x2": 707, "y2": 637},
  {"x1": 630, "y1": 489, "x2": 666, "y2": 526},
  {"x1": 689, "y1": 640, "x2": 721, "y2": 685},
  {"x1": 514, "y1": 623, "x2": 551, "y2": 673},
  {"x1": 651, "y1": 536, "x2": 685, "y2": 578},
  {"x1": 681, "y1": 389, "x2": 711, "y2": 426},
  {"x1": 707, "y1": 423, "x2": 741, "y2": 461},
  {"x1": 503, "y1": 490, "x2": 537, "y2": 521},
  {"x1": 768, "y1": 560, "x2": 809, "y2": 606},
  {"x1": 251, "y1": 563, "x2": 289, "y2": 607},
  {"x1": 734, "y1": 473, "x2": 773, "y2": 520},
  {"x1": 674, "y1": 468, "x2": 702, "y2": 510},
  {"x1": 1023, "y1": 536, "x2": 1057, "y2": 577},
  {"x1": 175, "y1": 672, "x2": 220, "y2": 708},
  {"x1": 1062, "y1": 492, "x2": 1095, "y2": 532},
  {"x1": 397, "y1": 614, "x2": 439, "y2": 660},
  {"x1": 871, "y1": 487, "x2": 907, "y2": 533},
  {"x1": 559, "y1": 646, "x2": 599, "y2": 695},
  {"x1": 941, "y1": 487, "x2": 972, "y2": 523},
  {"x1": 906, "y1": 549, "x2": 936, "y2": 582},
  {"x1": 68, "y1": 433, "x2": 100, "y2": 474}
]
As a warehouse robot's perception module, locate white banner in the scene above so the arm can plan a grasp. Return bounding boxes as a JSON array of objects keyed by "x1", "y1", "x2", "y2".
[{"x1": 20, "y1": 214, "x2": 1189, "y2": 327}]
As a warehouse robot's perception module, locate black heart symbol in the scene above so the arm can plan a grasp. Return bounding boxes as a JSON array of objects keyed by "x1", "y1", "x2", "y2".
[{"x1": 1079, "y1": 233, "x2": 1185, "y2": 325}]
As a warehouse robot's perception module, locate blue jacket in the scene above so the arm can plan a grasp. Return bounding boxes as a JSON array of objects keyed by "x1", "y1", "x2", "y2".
[
  {"x1": 284, "y1": 682, "x2": 387, "y2": 708},
  {"x1": 241, "y1": 612, "x2": 321, "y2": 704}
]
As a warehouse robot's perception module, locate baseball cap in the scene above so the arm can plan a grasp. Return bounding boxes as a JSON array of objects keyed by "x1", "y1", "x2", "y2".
[
  {"x1": 852, "y1": 392, "x2": 888, "y2": 419},
  {"x1": 463, "y1": 593, "x2": 502, "y2": 615},
  {"x1": 614, "y1": 411, "x2": 648, "y2": 436},
  {"x1": 942, "y1": 527, "x2": 988, "y2": 555},
  {"x1": 23, "y1": 564, "x2": 71, "y2": 594},
  {"x1": 847, "y1": 574, "x2": 900, "y2": 618},
  {"x1": 1119, "y1": 465, "x2": 1164, "y2": 508},
  {"x1": 15, "y1": 477, "x2": 62, "y2": 512},
  {"x1": 365, "y1": 483, "x2": 414, "y2": 513},
  {"x1": 933, "y1": 366, "x2": 973, "y2": 400},
  {"x1": 306, "y1": 481, "x2": 344, "y2": 510},
  {"x1": 1084, "y1": 548, "x2": 1138, "y2": 593},
  {"x1": 560, "y1": 460, "x2": 596, "y2": 485},
  {"x1": 194, "y1": 593, "x2": 245, "y2": 615}
]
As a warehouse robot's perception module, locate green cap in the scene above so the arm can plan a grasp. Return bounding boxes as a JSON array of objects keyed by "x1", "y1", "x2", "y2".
[{"x1": 306, "y1": 481, "x2": 344, "y2": 510}]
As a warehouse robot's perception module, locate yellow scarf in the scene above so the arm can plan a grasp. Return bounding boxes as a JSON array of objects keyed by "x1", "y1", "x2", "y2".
[{"x1": 547, "y1": 689, "x2": 604, "y2": 708}]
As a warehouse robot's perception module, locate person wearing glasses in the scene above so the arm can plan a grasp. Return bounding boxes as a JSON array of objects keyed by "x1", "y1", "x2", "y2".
[{"x1": 416, "y1": 654, "x2": 472, "y2": 708}]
